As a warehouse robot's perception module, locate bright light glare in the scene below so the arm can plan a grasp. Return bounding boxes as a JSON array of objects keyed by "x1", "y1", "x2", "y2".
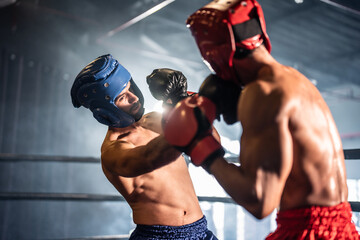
[
  {"x1": 189, "y1": 164, "x2": 227, "y2": 197},
  {"x1": 310, "y1": 78, "x2": 318, "y2": 86},
  {"x1": 220, "y1": 136, "x2": 240, "y2": 155},
  {"x1": 203, "y1": 59, "x2": 216, "y2": 74},
  {"x1": 153, "y1": 101, "x2": 164, "y2": 113},
  {"x1": 106, "y1": 0, "x2": 175, "y2": 37}
]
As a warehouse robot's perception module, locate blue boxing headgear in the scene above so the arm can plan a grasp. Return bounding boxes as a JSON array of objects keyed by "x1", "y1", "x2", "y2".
[{"x1": 71, "y1": 54, "x2": 144, "y2": 128}]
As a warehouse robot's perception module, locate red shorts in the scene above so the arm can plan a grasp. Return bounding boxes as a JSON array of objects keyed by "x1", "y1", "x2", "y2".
[{"x1": 266, "y1": 202, "x2": 359, "y2": 240}]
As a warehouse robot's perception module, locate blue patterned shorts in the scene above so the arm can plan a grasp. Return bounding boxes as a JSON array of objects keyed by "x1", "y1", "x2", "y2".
[{"x1": 129, "y1": 216, "x2": 217, "y2": 240}]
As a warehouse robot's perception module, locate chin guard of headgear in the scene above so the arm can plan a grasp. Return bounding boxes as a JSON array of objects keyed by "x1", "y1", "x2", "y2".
[
  {"x1": 186, "y1": 0, "x2": 271, "y2": 83},
  {"x1": 70, "y1": 54, "x2": 144, "y2": 128}
]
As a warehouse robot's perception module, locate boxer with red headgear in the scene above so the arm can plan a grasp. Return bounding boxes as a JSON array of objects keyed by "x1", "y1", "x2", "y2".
[
  {"x1": 71, "y1": 55, "x2": 217, "y2": 239},
  {"x1": 186, "y1": 0, "x2": 271, "y2": 84},
  {"x1": 163, "y1": 1, "x2": 360, "y2": 238}
]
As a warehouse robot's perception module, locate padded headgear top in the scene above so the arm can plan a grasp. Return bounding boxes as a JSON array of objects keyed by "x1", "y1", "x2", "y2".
[
  {"x1": 186, "y1": 0, "x2": 271, "y2": 83},
  {"x1": 70, "y1": 54, "x2": 144, "y2": 128}
]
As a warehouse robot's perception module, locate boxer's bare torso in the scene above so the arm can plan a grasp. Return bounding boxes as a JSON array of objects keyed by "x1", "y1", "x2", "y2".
[
  {"x1": 239, "y1": 62, "x2": 348, "y2": 212},
  {"x1": 250, "y1": 64, "x2": 348, "y2": 210},
  {"x1": 209, "y1": 47, "x2": 348, "y2": 218},
  {"x1": 101, "y1": 112, "x2": 203, "y2": 226}
]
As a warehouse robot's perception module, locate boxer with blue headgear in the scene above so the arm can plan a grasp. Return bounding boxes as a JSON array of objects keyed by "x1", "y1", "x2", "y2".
[
  {"x1": 71, "y1": 54, "x2": 144, "y2": 128},
  {"x1": 70, "y1": 55, "x2": 218, "y2": 240}
]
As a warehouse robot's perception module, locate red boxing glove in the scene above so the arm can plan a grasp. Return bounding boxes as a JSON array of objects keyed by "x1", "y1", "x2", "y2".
[{"x1": 163, "y1": 95, "x2": 224, "y2": 171}]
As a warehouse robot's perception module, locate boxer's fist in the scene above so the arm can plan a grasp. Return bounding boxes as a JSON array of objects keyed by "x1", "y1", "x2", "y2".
[
  {"x1": 163, "y1": 95, "x2": 224, "y2": 170},
  {"x1": 199, "y1": 74, "x2": 241, "y2": 125},
  {"x1": 147, "y1": 68, "x2": 189, "y2": 106}
]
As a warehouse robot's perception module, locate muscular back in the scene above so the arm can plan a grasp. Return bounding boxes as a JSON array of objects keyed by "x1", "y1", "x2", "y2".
[
  {"x1": 238, "y1": 64, "x2": 348, "y2": 212},
  {"x1": 101, "y1": 112, "x2": 203, "y2": 226},
  {"x1": 280, "y1": 66, "x2": 347, "y2": 209}
]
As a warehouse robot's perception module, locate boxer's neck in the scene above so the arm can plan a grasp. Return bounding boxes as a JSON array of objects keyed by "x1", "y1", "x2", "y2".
[{"x1": 233, "y1": 45, "x2": 277, "y2": 85}]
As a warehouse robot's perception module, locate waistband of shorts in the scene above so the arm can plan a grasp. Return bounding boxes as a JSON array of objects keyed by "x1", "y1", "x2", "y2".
[
  {"x1": 133, "y1": 215, "x2": 208, "y2": 239},
  {"x1": 276, "y1": 202, "x2": 353, "y2": 226}
]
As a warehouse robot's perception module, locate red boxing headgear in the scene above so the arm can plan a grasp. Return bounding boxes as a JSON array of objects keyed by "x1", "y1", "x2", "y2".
[{"x1": 186, "y1": 0, "x2": 271, "y2": 83}]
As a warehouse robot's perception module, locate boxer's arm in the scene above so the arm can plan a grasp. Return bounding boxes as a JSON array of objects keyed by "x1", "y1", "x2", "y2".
[
  {"x1": 163, "y1": 95, "x2": 224, "y2": 170},
  {"x1": 101, "y1": 130, "x2": 181, "y2": 177},
  {"x1": 208, "y1": 83, "x2": 293, "y2": 219}
]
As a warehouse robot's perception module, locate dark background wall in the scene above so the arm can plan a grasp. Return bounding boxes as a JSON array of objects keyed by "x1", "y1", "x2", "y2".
[{"x1": 0, "y1": 0, "x2": 360, "y2": 239}]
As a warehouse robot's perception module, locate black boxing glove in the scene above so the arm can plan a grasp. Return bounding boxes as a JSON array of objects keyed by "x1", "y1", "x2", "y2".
[
  {"x1": 199, "y1": 74, "x2": 241, "y2": 125},
  {"x1": 146, "y1": 68, "x2": 190, "y2": 106}
]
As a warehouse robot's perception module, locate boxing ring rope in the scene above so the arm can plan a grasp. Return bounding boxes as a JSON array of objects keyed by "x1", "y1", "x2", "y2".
[
  {"x1": 1, "y1": 148, "x2": 359, "y2": 162},
  {"x1": 344, "y1": 148, "x2": 360, "y2": 159},
  {"x1": 0, "y1": 153, "x2": 100, "y2": 163},
  {"x1": 0, "y1": 149, "x2": 360, "y2": 211},
  {"x1": 0, "y1": 192, "x2": 235, "y2": 204},
  {"x1": 0, "y1": 192, "x2": 359, "y2": 212},
  {"x1": 224, "y1": 148, "x2": 360, "y2": 162},
  {"x1": 0, "y1": 150, "x2": 359, "y2": 239}
]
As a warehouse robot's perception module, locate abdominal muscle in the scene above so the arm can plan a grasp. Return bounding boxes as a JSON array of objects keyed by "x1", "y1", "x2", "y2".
[
  {"x1": 102, "y1": 112, "x2": 203, "y2": 226},
  {"x1": 103, "y1": 156, "x2": 204, "y2": 226}
]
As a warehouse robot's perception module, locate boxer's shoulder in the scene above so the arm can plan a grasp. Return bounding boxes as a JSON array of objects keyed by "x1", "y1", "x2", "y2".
[{"x1": 139, "y1": 112, "x2": 163, "y2": 133}]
